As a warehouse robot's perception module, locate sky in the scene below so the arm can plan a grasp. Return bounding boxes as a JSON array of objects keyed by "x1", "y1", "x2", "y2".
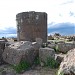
[{"x1": 0, "y1": 0, "x2": 75, "y2": 37}]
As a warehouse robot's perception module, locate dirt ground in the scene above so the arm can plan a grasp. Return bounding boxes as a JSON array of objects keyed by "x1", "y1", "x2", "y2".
[
  {"x1": 18, "y1": 66, "x2": 57, "y2": 75},
  {"x1": 0, "y1": 65, "x2": 58, "y2": 75}
]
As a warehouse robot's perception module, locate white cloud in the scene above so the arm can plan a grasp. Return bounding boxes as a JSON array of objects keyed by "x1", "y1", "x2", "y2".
[
  {"x1": 0, "y1": 34, "x2": 17, "y2": 38},
  {"x1": 48, "y1": 1, "x2": 75, "y2": 23},
  {"x1": 48, "y1": 22, "x2": 75, "y2": 29},
  {"x1": 6, "y1": 34, "x2": 17, "y2": 37},
  {"x1": 0, "y1": 0, "x2": 75, "y2": 30}
]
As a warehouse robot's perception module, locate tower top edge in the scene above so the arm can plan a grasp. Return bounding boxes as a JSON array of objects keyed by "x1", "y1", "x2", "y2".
[{"x1": 16, "y1": 11, "x2": 47, "y2": 17}]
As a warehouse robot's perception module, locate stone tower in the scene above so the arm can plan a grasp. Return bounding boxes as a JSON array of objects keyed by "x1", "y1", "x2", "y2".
[{"x1": 16, "y1": 11, "x2": 47, "y2": 43}]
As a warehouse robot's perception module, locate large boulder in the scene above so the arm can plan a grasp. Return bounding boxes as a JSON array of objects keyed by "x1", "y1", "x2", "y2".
[
  {"x1": 57, "y1": 43, "x2": 75, "y2": 53},
  {"x1": 0, "y1": 40, "x2": 5, "y2": 64},
  {"x1": 2, "y1": 41, "x2": 40, "y2": 65},
  {"x1": 0, "y1": 40, "x2": 5, "y2": 50},
  {"x1": 39, "y1": 47, "x2": 55, "y2": 66},
  {"x1": 58, "y1": 48, "x2": 75, "y2": 75}
]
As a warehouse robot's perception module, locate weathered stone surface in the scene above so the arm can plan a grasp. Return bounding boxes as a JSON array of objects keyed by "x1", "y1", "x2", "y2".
[
  {"x1": 73, "y1": 41, "x2": 75, "y2": 44},
  {"x1": 0, "y1": 40, "x2": 5, "y2": 50},
  {"x1": 47, "y1": 41, "x2": 54, "y2": 44},
  {"x1": 16, "y1": 11, "x2": 47, "y2": 43},
  {"x1": 58, "y1": 48, "x2": 75, "y2": 75},
  {"x1": 55, "y1": 53, "x2": 65, "y2": 66},
  {"x1": 48, "y1": 43, "x2": 56, "y2": 48},
  {"x1": 0, "y1": 65, "x2": 16, "y2": 75},
  {"x1": 32, "y1": 42, "x2": 40, "y2": 55},
  {"x1": 48, "y1": 35, "x2": 54, "y2": 40},
  {"x1": 0, "y1": 49, "x2": 4, "y2": 65},
  {"x1": 57, "y1": 41, "x2": 65, "y2": 44},
  {"x1": 57, "y1": 43, "x2": 75, "y2": 53},
  {"x1": 39, "y1": 47, "x2": 55, "y2": 66},
  {"x1": 2, "y1": 41, "x2": 39, "y2": 65},
  {"x1": 0, "y1": 40, "x2": 5, "y2": 65},
  {"x1": 35, "y1": 38, "x2": 43, "y2": 45}
]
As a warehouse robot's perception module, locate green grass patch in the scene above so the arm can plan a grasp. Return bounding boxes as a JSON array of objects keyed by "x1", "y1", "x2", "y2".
[
  {"x1": 44, "y1": 57, "x2": 60, "y2": 69},
  {"x1": 33, "y1": 56, "x2": 40, "y2": 65},
  {"x1": 59, "y1": 72, "x2": 64, "y2": 75},
  {"x1": 13, "y1": 60, "x2": 31, "y2": 73},
  {"x1": 0, "y1": 68, "x2": 4, "y2": 73}
]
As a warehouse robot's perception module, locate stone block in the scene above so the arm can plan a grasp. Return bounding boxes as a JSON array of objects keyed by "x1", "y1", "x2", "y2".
[
  {"x1": 39, "y1": 47, "x2": 55, "y2": 66},
  {"x1": 57, "y1": 43, "x2": 75, "y2": 53},
  {"x1": 2, "y1": 41, "x2": 38, "y2": 65}
]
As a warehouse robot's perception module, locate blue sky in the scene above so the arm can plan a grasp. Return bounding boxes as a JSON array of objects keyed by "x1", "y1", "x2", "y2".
[
  {"x1": 0, "y1": 0, "x2": 75, "y2": 37},
  {"x1": 48, "y1": 22, "x2": 75, "y2": 35}
]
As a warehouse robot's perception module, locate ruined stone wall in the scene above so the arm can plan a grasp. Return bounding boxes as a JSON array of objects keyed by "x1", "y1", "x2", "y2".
[{"x1": 16, "y1": 11, "x2": 47, "y2": 43}]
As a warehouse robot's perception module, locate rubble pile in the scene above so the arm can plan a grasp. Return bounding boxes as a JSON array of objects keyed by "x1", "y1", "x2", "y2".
[{"x1": 0, "y1": 36, "x2": 75, "y2": 75}]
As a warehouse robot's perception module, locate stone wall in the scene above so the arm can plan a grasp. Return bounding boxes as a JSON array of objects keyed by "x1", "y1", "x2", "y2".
[{"x1": 16, "y1": 11, "x2": 47, "y2": 43}]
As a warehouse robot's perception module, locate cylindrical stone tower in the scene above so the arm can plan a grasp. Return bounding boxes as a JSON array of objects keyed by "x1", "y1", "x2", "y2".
[{"x1": 16, "y1": 11, "x2": 47, "y2": 43}]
